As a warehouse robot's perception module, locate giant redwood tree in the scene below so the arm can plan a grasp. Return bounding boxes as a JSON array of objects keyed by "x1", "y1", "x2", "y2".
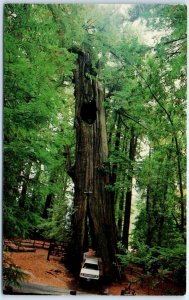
[
  {"x1": 4, "y1": 3, "x2": 186, "y2": 293},
  {"x1": 67, "y1": 51, "x2": 120, "y2": 283}
]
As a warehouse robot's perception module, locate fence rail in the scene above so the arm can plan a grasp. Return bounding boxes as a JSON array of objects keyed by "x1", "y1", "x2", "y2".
[{"x1": 3, "y1": 239, "x2": 68, "y2": 259}]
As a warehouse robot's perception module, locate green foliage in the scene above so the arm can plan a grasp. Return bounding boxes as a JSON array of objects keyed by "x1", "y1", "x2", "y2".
[
  {"x1": 3, "y1": 253, "x2": 28, "y2": 288},
  {"x1": 38, "y1": 192, "x2": 73, "y2": 242},
  {"x1": 4, "y1": 5, "x2": 186, "y2": 292},
  {"x1": 4, "y1": 4, "x2": 76, "y2": 238},
  {"x1": 117, "y1": 241, "x2": 186, "y2": 287}
]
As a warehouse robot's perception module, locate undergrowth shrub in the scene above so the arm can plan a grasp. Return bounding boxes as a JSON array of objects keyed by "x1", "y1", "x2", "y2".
[
  {"x1": 3, "y1": 252, "x2": 28, "y2": 290},
  {"x1": 117, "y1": 241, "x2": 186, "y2": 288}
]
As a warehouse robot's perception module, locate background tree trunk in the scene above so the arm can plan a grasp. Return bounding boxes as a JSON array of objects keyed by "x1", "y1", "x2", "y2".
[
  {"x1": 110, "y1": 114, "x2": 122, "y2": 204},
  {"x1": 18, "y1": 164, "x2": 32, "y2": 209},
  {"x1": 42, "y1": 177, "x2": 55, "y2": 219},
  {"x1": 67, "y1": 52, "x2": 120, "y2": 283},
  {"x1": 122, "y1": 128, "x2": 137, "y2": 249}
]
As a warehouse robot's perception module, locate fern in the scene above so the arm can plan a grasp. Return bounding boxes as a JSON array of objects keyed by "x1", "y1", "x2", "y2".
[{"x1": 3, "y1": 253, "x2": 28, "y2": 289}]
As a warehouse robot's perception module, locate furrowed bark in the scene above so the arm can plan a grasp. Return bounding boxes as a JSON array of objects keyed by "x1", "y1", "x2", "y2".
[{"x1": 67, "y1": 51, "x2": 120, "y2": 283}]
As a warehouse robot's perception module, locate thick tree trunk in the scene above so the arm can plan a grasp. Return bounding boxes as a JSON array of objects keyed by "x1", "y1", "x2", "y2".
[{"x1": 67, "y1": 52, "x2": 120, "y2": 283}]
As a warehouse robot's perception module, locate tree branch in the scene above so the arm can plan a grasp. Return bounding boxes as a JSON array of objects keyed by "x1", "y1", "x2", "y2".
[
  {"x1": 163, "y1": 35, "x2": 187, "y2": 45},
  {"x1": 117, "y1": 109, "x2": 148, "y2": 130}
]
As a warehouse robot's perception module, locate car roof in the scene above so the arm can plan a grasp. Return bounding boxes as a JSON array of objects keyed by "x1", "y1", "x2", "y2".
[{"x1": 84, "y1": 257, "x2": 99, "y2": 264}]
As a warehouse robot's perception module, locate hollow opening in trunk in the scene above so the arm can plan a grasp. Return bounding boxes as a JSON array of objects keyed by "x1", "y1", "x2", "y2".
[{"x1": 80, "y1": 100, "x2": 97, "y2": 124}]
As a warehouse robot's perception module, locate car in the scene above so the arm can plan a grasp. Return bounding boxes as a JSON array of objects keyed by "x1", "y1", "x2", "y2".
[{"x1": 79, "y1": 257, "x2": 100, "y2": 282}]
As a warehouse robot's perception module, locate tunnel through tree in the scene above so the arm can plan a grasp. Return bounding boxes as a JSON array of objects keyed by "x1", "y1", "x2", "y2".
[{"x1": 67, "y1": 51, "x2": 120, "y2": 283}]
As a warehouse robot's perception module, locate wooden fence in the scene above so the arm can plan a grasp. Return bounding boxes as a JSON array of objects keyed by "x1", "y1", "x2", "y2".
[{"x1": 3, "y1": 239, "x2": 68, "y2": 261}]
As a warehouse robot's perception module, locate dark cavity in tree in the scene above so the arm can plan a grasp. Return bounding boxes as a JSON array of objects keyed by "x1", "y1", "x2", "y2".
[{"x1": 80, "y1": 100, "x2": 97, "y2": 124}]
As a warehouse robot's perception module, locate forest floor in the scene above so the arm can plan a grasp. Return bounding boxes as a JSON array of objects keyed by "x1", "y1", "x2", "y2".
[{"x1": 4, "y1": 246, "x2": 185, "y2": 296}]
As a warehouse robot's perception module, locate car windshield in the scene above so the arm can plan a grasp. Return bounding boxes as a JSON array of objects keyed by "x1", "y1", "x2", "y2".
[{"x1": 83, "y1": 263, "x2": 98, "y2": 270}]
